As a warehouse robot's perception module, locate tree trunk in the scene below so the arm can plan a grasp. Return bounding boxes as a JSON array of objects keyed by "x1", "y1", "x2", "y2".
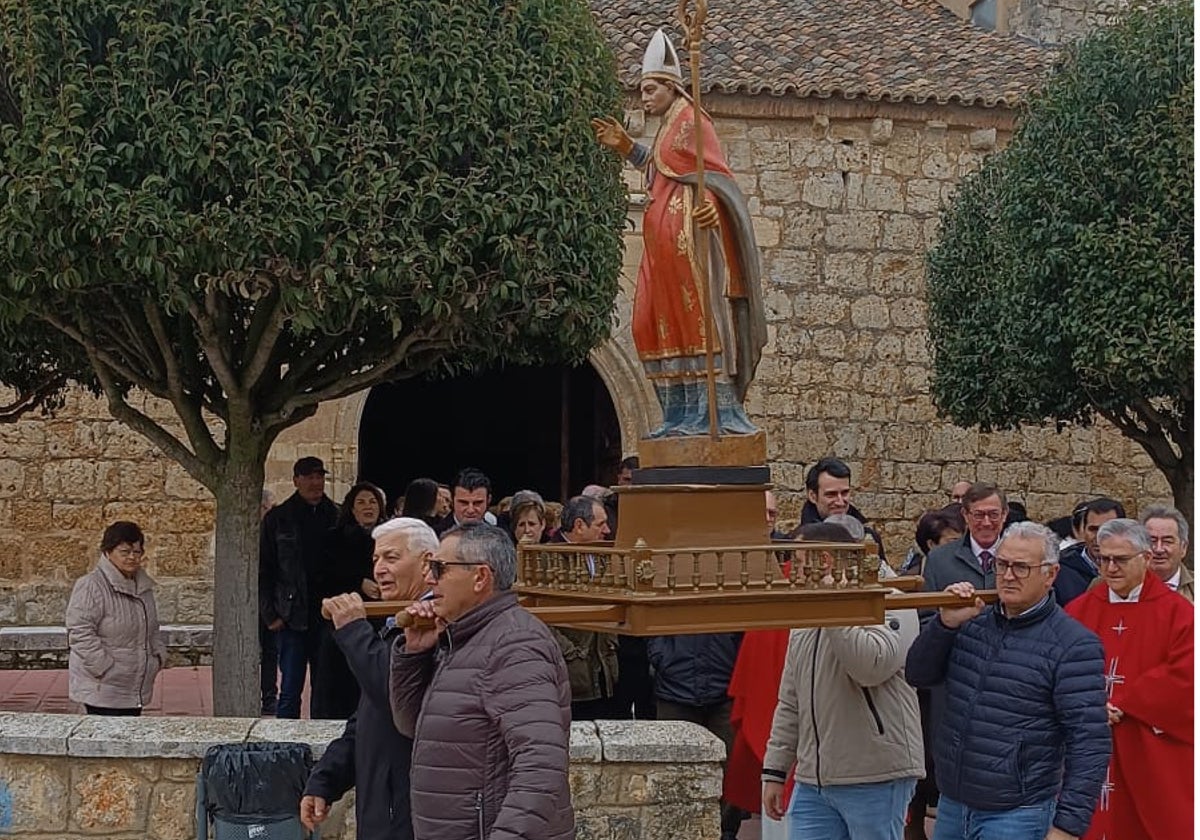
[
  {"x1": 1165, "y1": 462, "x2": 1193, "y2": 538},
  {"x1": 211, "y1": 453, "x2": 266, "y2": 717}
]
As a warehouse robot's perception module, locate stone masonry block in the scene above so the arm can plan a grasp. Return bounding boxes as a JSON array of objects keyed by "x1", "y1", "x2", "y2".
[
  {"x1": 862, "y1": 174, "x2": 905, "y2": 212},
  {"x1": 823, "y1": 252, "x2": 872, "y2": 293},
  {"x1": 801, "y1": 172, "x2": 845, "y2": 209},
  {"x1": 759, "y1": 169, "x2": 801, "y2": 203},
  {"x1": 905, "y1": 179, "x2": 943, "y2": 215},
  {"x1": 751, "y1": 139, "x2": 791, "y2": 170},
  {"x1": 147, "y1": 780, "x2": 193, "y2": 840},
  {"x1": 781, "y1": 207, "x2": 825, "y2": 248},
  {"x1": 0, "y1": 460, "x2": 25, "y2": 498},
  {"x1": 880, "y1": 215, "x2": 922, "y2": 251},
  {"x1": 0, "y1": 754, "x2": 71, "y2": 833},
  {"x1": 850, "y1": 296, "x2": 890, "y2": 329},
  {"x1": 824, "y1": 212, "x2": 881, "y2": 250},
  {"x1": 71, "y1": 763, "x2": 148, "y2": 833}
]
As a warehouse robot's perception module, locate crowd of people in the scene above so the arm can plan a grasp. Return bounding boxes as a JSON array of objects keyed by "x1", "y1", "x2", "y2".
[{"x1": 62, "y1": 453, "x2": 1193, "y2": 840}]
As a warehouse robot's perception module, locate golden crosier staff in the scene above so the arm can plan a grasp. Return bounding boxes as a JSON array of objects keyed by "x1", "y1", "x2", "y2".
[{"x1": 677, "y1": 0, "x2": 721, "y2": 440}]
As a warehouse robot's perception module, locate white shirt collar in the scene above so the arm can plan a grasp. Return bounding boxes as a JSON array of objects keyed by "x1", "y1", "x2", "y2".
[
  {"x1": 970, "y1": 535, "x2": 996, "y2": 558},
  {"x1": 1108, "y1": 583, "x2": 1143, "y2": 603},
  {"x1": 1166, "y1": 568, "x2": 1182, "y2": 590}
]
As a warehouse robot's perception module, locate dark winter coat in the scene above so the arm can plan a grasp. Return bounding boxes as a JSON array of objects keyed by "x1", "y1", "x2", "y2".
[
  {"x1": 303, "y1": 619, "x2": 412, "y2": 840},
  {"x1": 1052, "y1": 543, "x2": 1097, "y2": 606},
  {"x1": 259, "y1": 492, "x2": 339, "y2": 631},
  {"x1": 648, "y1": 632, "x2": 742, "y2": 707},
  {"x1": 311, "y1": 523, "x2": 377, "y2": 719},
  {"x1": 905, "y1": 595, "x2": 1111, "y2": 838},
  {"x1": 390, "y1": 591, "x2": 573, "y2": 840}
]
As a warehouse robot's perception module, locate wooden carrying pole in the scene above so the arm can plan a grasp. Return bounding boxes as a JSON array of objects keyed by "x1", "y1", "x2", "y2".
[
  {"x1": 327, "y1": 590, "x2": 1000, "y2": 630},
  {"x1": 678, "y1": 0, "x2": 720, "y2": 440}
]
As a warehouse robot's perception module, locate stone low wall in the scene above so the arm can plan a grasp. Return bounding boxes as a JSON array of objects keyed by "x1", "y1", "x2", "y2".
[
  {"x1": 0, "y1": 713, "x2": 724, "y2": 839},
  {"x1": 0, "y1": 625, "x2": 213, "y2": 669}
]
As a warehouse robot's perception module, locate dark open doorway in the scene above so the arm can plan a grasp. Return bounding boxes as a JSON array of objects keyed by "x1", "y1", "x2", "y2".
[{"x1": 358, "y1": 364, "x2": 622, "y2": 508}]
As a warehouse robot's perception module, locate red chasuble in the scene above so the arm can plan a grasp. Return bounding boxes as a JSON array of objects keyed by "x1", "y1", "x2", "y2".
[
  {"x1": 725, "y1": 628, "x2": 791, "y2": 813},
  {"x1": 635, "y1": 96, "x2": 747, "y2": 367},
  {"x1": 1065, "y1": 572, "x2": 1194, "y2": 840}
]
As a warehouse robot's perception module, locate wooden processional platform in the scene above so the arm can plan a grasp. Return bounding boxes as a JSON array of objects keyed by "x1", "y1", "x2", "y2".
[{"x1": 359, "y1": 432, "x2": 994, "y2": 634}]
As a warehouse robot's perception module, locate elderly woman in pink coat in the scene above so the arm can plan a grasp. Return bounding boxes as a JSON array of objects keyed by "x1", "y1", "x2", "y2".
[{"x1": 65, "y1": 521, "x2": 166, "y2": 715}]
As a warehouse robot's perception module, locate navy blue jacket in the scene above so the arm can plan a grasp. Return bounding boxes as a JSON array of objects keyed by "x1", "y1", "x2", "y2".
[
  {"x1": 304, "y1": 619, "x2": 413, "y2": 840},
  {"x1": 648, "y1": 633, "x2": 741, "y2": 707},
  {"x1": 905, "y1": 596, "x2": 1110, "y2": 838},
  {"x1": 1052, "y1": 544, "x2": 1097, "y2": 606}
]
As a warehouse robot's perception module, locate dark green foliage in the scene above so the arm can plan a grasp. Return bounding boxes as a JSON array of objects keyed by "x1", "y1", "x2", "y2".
[
  {"x1": 0, "y1": 0, "x2": 626, "y2": 715},
  {"x1": 927, "y1": 1, "x2": 1192, "y2": 509},
  {"x1": 0, "y1": 0, "x2": 626, "y2": 444}
]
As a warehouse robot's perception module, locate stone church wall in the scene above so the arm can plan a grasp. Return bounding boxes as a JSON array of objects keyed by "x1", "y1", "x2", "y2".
[{"x1": 0, "y1": 101, "x2": 1171, "y2": 623}]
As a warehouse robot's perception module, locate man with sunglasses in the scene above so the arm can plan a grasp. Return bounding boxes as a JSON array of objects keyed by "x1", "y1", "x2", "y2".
[
  {"x1": 1065, "y1": 519, "x2": 1193, "y2": 840},
  {"x1": 906, "y1": 521, "x2": 1110, "y2": 840},
  {"x1": 390, "y1": 522, "x2": 573, "y2": 840}
]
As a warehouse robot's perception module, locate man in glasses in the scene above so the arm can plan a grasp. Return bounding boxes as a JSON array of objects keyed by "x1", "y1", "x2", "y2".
[
  {"x1": 921, "y1": 482, "x2": 1005, "y2": 599},
  {"x1": 390, "y1": 523, "x2": 573, "y2": 840},
  {"x1": 906, "y1": 522, "x2": 1110, "y2": 840},
  {"x1": 1065, "y1": 518, "x2": 1193, "y2": 840},
  {"x1": 1139, "y1": 503, "x2": 1193, "y2": 602}
]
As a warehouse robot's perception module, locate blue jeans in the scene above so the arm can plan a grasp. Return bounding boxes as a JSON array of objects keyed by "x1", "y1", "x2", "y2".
[
  {"x1": 931, "y1": 795, "x2": 1055, "y2": 840},
  {"x1": 788, "y1": 777, "x2": 916, "y2": 840},
  {"x1": 275, "y1": 627, "x2": 317, "y2": 719}
]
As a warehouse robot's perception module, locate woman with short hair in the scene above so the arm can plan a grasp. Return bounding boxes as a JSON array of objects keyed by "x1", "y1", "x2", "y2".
[{"x1": 66, "y1": 521, "x2": 166, "y2": 715}]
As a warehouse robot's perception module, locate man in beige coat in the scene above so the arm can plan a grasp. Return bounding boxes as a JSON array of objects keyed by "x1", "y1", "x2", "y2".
[{"x1": 762, "y1": 600, "x2": 923, "y2": 840}]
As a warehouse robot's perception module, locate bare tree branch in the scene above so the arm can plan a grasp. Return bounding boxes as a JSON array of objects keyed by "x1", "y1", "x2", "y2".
[
  {"x1": 143, "y1": 300, "x2": 220, "y2": 464},
  {"x1": 85, "y1": 345, "x2": 216, "y2": 487},
  {"x1": 43, "y1": 312, "x2": 166, "y2": 397},
  {"x1": 241, "y1": 284, "x2": 288, "y2": 392},
  {"x1": 0, "y1": 374, "x2": 65, "y2": 423},
  {"x1": 262, "y1": 333, "x2": 450, "y2": 428},
  {"x1": 187, "y1": 288, "x2": 241, "y2": 398}
]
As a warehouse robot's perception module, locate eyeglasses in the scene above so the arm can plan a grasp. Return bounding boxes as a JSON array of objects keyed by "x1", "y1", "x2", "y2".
[
  {"x1": 111, "y1": 546, "x2": 145, "y2": 559},
  {"x1": 425, "y1": 560, "x2": 479, "y2": 581},
  {"x1": 994, "y1": 560, "x2": 1050, "y2": 579},
  {"x1": 1097, "y1": 553, "x2": 1142, "y2": 568},
  {"x1": 967, "y1": 510, "x2": 1004, "y2": 523}
]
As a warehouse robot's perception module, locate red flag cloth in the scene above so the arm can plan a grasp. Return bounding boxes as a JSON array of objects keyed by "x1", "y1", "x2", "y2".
[
  {"x1": 725, "y1": 627, "x2": 791, "y2": 813},
  {"x1": 1066, "y1": 572, "x2": 1194, "y2": 840}
]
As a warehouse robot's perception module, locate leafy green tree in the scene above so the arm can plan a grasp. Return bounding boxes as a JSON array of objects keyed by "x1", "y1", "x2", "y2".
[
  {"x1": 0, "y1": 0, "x2": 626, "y2": 715},
  {"x1": 927, "y1": 1, "x2": 1192, "y2": 519}
]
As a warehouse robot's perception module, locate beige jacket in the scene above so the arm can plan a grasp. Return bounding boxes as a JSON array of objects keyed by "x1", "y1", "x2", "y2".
[
  {"x1": 763, "y1": 610, "x2": 924, "y2": 787},
  {"x1": 66, "y1": 556, "x2": 166, "y2": 708}
]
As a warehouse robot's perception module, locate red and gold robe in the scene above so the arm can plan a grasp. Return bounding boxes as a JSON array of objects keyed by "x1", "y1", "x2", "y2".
[
  {"x1": 635, "y1": 96, "x2": 756, "y2": 384},
  {"x1": 1065, "y1": 572, "x2": 1193, "y2": 840}
]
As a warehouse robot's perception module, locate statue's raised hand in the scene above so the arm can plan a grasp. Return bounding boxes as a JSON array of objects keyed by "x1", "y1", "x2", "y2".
[{"x1": 591, "y1": 116, "x2": 633, "y2": 156}]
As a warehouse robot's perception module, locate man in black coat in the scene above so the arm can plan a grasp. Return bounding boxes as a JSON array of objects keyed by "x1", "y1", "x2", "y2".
[
  {"x1": 1053, "y1": 497, "x2": 1124, "y2": 606},
  {"x1": 259, "y1": 456, "x2": 339, "y2": 719},
  {"x1": 798, "y1": 457, "x2": 887, "y2": 562},
  {"x1": 300, "y1": 517, "x2": 439, "y2": 840}
]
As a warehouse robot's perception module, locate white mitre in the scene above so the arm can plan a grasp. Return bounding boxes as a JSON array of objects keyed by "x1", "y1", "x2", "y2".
[{"x1": 641, "y1": 28, "x2": 683, "y2": 84}]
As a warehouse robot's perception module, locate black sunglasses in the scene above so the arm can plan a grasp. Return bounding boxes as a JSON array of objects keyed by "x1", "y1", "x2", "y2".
[{"x1": 426, "y1": 559, "x2": 479, "y2": 581}]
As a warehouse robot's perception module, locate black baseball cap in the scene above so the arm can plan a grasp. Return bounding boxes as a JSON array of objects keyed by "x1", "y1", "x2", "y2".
[{"x1": 293, "y1": 456, "x2": 330, "y2": 477}]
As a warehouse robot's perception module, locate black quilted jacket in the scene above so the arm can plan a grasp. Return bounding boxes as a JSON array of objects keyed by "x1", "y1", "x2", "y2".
[
  {"x1": 905, "y1": 596, "x2": 1111, "y2": 838},
  {"x1": 390, "y1": 591, "x2": 574, "y2": 840}
]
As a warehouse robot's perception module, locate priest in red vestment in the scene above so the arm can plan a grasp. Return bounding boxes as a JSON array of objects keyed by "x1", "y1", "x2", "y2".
[{"x1": 1065, "y1": 517, "x2": 1193, "y2": 840}]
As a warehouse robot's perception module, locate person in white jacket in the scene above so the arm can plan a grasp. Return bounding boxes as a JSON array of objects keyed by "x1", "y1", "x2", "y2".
[
  {"x1": 762, "y1": 551, "x2": 924, "y2": 840},
  {"x1": 66, "y1": 521, "x2": 166, "y2": 715}
]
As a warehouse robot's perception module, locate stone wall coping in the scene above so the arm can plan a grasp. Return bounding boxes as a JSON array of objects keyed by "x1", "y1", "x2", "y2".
[
  {"x1": 594, "y1": 719, "x2": 726, "y2": 762},
  {"x1": 0, "y1": 624, "x2": 212, "y2": 651},
  {"x1": 0, "y1": 713, "x2": 724, "y2": 765}
]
